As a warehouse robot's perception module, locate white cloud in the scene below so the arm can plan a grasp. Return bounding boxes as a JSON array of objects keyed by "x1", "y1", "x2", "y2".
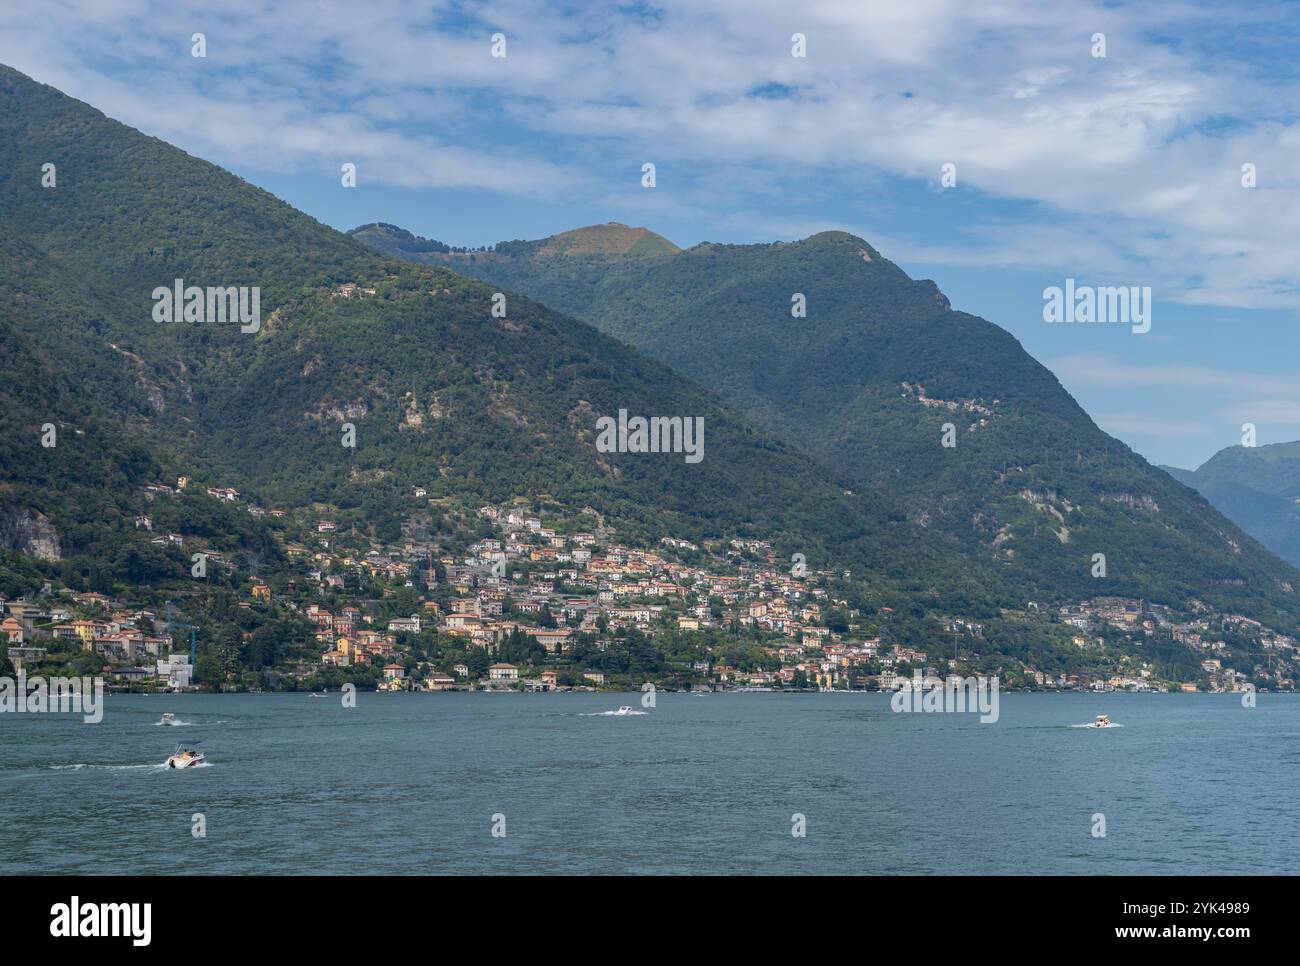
[
  {"x1": 1045, "y1": 353, "x2": 1297, "y2": 397},
  {"x1": 1090, "y1": 413, "x2": 1209, "y2": 437},
  {"x1": 3, "y1": 0, "x2": 1300, "y2": 308},
  {"x1": 1222, "y1": 400, "x2": 1300, "y2": 426}
]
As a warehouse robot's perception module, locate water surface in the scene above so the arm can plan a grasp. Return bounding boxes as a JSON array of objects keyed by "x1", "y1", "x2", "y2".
[{"x1": 1, "y1": 692, "x2": 1294, "y2": 874}]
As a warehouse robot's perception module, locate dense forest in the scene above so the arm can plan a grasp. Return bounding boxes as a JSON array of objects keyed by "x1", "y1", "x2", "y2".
[
  {"x1": 1, "y1": 62, "x2": 1297, "y2": 692},
  {"x1": 355, "y1": 222, "x2": 1300, "y2": 629},
  {"x1": 0, "y1": 65, "x2": 1001, "y2": 616}
]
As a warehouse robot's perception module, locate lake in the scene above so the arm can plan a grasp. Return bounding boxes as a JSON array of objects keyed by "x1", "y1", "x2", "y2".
[{"x1": 1, "y1": 691, "x2": 1295, "y2": 874}]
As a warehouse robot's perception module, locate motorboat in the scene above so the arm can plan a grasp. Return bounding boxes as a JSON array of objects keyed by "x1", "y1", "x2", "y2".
[
  {"x1": 160, "y1": 712, "x2": 176, "y2": 725},
  {"x1": 615, "y1": 705, "x2": 633, "y2": 715},
  {"x1": 1090, "y1": 714, "x2": 1112, "y2": 728},
  {"x1": 165, "y1": 743, "x2": 206, "y2": 768}
]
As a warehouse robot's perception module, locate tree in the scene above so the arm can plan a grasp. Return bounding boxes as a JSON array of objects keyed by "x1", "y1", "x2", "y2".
[
  {"x1": 467, "y1": 646, "x2": 490, "y2": 679},
  {"x1": 195, "y1": 653, "x2": 222, "y2": 685}
]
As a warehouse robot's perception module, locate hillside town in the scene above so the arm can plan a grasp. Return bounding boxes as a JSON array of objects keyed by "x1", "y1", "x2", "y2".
[{"x1": 2, "y1": 478, "x2": 1296, "y2": 696}]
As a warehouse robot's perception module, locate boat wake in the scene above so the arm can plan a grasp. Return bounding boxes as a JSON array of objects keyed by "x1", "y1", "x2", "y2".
[
  {"x1": 581, "y1": 709, "x2": 649, "y2": 716},
  {"x1": 49, "y1": 763, "x2": 161, "y2": 771}
]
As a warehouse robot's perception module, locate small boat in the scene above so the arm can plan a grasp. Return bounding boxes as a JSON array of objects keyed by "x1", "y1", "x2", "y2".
[
  {"x1": 1089, "y1": 714, "x2": 1112, "y2": 728},
  {"x1": 615, "y1": 706, "x2": 633, "y2": 715},
  {"x1": 165, "y1": 743, "x2": 206, "y2": 769},
  {"x1": 160, "y1": 712, "x2": 176, "y2": 726}
]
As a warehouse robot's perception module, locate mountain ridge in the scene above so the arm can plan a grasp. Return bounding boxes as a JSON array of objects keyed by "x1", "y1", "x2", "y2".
[
  {"x1": 0, "y1": 62, "x2": 999, "y2": 618},
  {"x1": 1162, "y1": 443, "x2": 1300, "y2": 568},
  {"x1": 351, "y1": 218, "x2": 1300, "y2": 628}
]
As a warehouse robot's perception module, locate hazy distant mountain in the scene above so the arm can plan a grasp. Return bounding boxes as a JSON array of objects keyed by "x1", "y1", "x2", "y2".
[
  {"x1": 1162, "y1": 443, "x2": 1300, "y2": 568},
  {"x1": 351, "y1": 221, "x2": 1300, "y2": 625}
]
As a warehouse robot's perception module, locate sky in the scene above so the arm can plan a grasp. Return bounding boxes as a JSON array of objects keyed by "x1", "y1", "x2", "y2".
[{"x1": 3, "y1": 0, "x2": 1298, "y2": 470}]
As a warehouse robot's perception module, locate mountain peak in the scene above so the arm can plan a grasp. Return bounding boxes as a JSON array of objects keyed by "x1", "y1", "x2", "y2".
[
  {"x1": 803, "y1": 229, "x2": 868, "y2": 245},
  {"x1": 537, "y1": 223, "x2": 680, "y2": 257}
]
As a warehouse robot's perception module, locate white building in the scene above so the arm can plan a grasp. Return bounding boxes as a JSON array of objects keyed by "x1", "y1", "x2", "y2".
[
  {"x1": 488, "y1": 662, "x2": 518, "y2": 682},
  {"x1": 156, "y1": 653, "x2": 193, "y2": 689}
]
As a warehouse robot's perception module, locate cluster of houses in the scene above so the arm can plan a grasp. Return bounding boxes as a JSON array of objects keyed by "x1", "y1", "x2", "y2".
[
  {"x1": 282, "y1": 498, "x2": 1296, "y2": 693},
  {"x1": 6, "y1": 476, "x2": 1297, "y2": 695},
  {"x1": 0, "y1": 591, "x2": 194, "y2": 688},
  {"x1": 1054, "y1": 597, "x2": 1296, "y2": 692},
  {"x1": 300, "y1": 502, "x2": 897, "y2": 689},
  {"x1": 370, "y1": 658, "x2": 609, "y2": 693}
]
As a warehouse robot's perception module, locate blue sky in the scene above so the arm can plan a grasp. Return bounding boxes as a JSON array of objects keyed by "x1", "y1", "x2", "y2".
[{"x1": 4, "y1": 0, "x2": 1298, "y2": 470}]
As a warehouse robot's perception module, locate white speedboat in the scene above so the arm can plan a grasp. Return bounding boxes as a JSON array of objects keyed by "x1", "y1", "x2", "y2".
[
  {"x1": 160, "y1": 712, "x2": 176, "y2": 726},
  {"x1": 615, "y1": 705, "x2": 633, "y2": 715},
  {"x1": 1089, "y1": 714, "x2": 1112, "y2": 728},
  {"x1": 165, "y1": 743, "x2": 206, "y2": 768}
]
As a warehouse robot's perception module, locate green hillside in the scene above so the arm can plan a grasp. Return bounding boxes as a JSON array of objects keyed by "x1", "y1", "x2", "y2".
[
  {"x1": 5, "y1": 54, "x2": 1300, "y2": 693},
  {"x1": 0, "y1": 64, "x2": 998, "y2": 616},
  {"x1": 353, "y1": 224, "x2": 1300, "y2": 627}
]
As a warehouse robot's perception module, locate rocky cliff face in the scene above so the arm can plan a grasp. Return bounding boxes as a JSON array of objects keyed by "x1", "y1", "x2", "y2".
[{"x1": 1, "y1": 506, "x2": 62, "y2": 561}]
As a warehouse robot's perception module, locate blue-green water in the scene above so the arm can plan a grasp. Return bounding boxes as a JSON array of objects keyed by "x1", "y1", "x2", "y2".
[{"x1": 1, "y1": 692, "x2": 1296, "y2": 874}]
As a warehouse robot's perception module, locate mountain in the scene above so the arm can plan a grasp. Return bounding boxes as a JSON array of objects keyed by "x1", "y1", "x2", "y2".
[
  {"x1": 1162, "y1": 443, "x2": 1300, "y2": 568},
  {"x1": 350, "y1": 222, "x2": 1300, "y2": 627},
  {"x1": 354, "y1": 221, "x2": 679, "y2": 259},
  {"x1": 0, "y1": 64, "x2": 1002, "y2": 616},
  {"x1": 6, "y1": 55, "x2": 1300, "y2": 684},
  {"x1": 522, "y1": 222, "x2": 680, "y2": 257},
  {"x1": 0, "y1": 235, "x2": 160, "y2": 589}
]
